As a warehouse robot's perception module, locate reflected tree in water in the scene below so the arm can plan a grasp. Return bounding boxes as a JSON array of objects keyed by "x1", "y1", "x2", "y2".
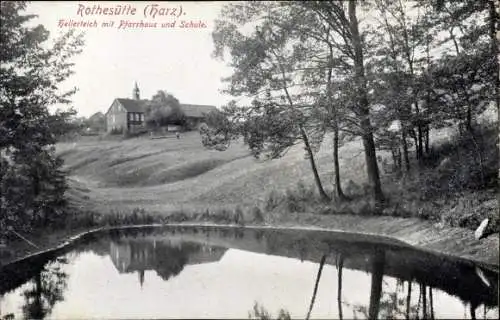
[
  {"x1": 248, "y1": 302, "x2": 291, "y2": 320},
  {"x1": 151, "y1": 242, "x2": 202, "y2": 281},
  {"x1": 20, "y1": 257, "x2": 68, "y2": 320},
  {"x1": 377, "y1": 279, "x2": 411, "y2": 319},
  {"x1": 306, "y1": 254, "x2": 327, "y2": 320},
  {"x1": 368, "y1": 249, "x2": 385, "y2": 320},
  {"x1": 336, "y1": 253, "x2": 345, "y2": 320}
]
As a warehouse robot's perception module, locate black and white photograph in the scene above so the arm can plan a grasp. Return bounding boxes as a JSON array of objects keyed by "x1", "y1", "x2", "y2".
[{"x1": 0, "y1": 1, "x2": 499, "y2": 319}]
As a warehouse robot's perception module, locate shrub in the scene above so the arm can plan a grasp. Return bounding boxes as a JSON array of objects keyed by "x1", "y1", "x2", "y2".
[
  {"x1": 265, "y1": 190, "x2": 283, "y2": 211},
  {"x1": 234, "y1": 206, "x2": 245, "y2": 226},
  {"x1": 251, "y1": 206, "x2": 265, "y2": 223},
  {"x1": 109, "y1": 127, "x2": 124, "y2": 135}
]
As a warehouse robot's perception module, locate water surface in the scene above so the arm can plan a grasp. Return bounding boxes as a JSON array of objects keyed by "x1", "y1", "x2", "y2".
[{"x1": 0, "y1": 226, "x2": 498, "y2": 319}]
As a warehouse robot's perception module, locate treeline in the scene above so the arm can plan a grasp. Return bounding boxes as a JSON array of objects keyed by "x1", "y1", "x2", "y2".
[
  {"x1": 201, "y1": 0, "x2": 499, "y2": 206},
  {"x1": 1, "y1": 2, "x2": 84, "y2": 232}
]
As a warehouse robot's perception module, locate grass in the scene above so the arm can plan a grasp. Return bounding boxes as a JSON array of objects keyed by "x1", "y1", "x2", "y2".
[
  {"x1": 260, "y1": 121, "x2": 499, "y2": 234},
  {"x1": 55, "y1": 109, "x2": 498, "y2": 235},
  {"x1": 57, "y1": 130, "x2": 358, "y2": 215}
]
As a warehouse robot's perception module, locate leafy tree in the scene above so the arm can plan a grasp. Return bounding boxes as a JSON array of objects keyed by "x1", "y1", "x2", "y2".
[
  {"x1": 423, "y1": 0, "x2": 497, "y2": 134},
  {"x1": 144, "y1": 90, "x2": 186, "y2": 128},
  {"x1": 210, "y1": 2, "x2": 331, "y2": 201},
  {"x1": 430, "y1": 0, "x2": 499, "y2": 116},
  {"x1": 0, "y1": 1, "x2": 84, "y2": 232},
  {"x1": 84, "y1": 111, "x2": 106, "y2": 133},
  {"x1": 47, "y1": 107, "x2": 82, "y2": 140},
  {"x1": 296, "y1": 0, "x2": 386, "y2": 202},
  {"x1": 199, "y1": 107, "x2": 238, "y2": 151}
]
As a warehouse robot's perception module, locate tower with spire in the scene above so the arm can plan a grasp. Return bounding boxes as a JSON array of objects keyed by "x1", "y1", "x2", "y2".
[{"x1": 133, "y1": 81, "x2": 140, "y2": 100}]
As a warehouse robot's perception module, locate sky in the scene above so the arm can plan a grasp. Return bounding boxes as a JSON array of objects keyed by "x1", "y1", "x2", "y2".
[{"x1": 24, "y1": 1, "x2": 236, "y2": 118}]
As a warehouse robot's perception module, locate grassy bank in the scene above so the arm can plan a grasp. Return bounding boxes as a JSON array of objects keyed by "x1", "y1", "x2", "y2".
[
  {"x1": 58, "y1": 117, "x2": 498, "y2": 232},
  {"x1": 2, "y1": 116, "x2": 497, "y2": 266}
]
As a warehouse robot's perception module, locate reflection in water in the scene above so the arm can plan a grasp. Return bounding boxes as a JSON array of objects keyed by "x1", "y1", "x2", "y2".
[
  {"x1": 249, "y1": 302, "x2": 291, "y2": 320},
  {"x1": 0, "y1": 226, "x2": 498, "y2": 319},
  {"x1": 369, "y1": 249, "x2": 385, "y2": 319},
  {"x1": 6, "y1": 257, "x2": 68, "y2": 320},
  {"x1": 109, "y1": 238, "x2": 227, "y2": 285},
  {"x1": 306, "y1": 254, "x2": 326, "y2": 320},
  {"x1": 337, "y1": 253, "x2": 344, "y2": 320}
]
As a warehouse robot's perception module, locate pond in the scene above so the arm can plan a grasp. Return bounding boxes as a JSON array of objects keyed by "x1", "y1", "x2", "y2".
[{"x1": 0, "y1": 225, "x2": 498, "y2": 319}]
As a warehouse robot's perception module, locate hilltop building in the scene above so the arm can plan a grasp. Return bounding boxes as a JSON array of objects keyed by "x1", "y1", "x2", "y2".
[{"x1": 105, "y1": 82, "x2": 217, "y2": 133}]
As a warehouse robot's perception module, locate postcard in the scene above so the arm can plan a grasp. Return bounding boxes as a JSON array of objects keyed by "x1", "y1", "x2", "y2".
[{"x1": 0, "y1": 1, "x2": 498, "y2": 319}]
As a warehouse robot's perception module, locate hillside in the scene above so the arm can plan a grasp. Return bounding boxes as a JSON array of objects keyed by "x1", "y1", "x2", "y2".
[
  {"x1": 57, "y1": 131, "x2": 367, "y2": 215},
  {"x1": 56, "y1": 108, "x2": 498, "y2": 234}
]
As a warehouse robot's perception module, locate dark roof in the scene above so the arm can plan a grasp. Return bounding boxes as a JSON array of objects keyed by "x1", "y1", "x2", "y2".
[
  {"x1": 116, "y1": 98, "x2": 148, "y2": 113},
  {"x1": 180, "y1": 104, "x2": 217, "y2": 118}
]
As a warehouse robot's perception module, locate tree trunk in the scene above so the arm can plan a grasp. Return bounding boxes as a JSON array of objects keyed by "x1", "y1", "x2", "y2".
[
  {"x1": 31, "y1": 166, "x2": 43, "y2": 226},
  {"x1": 417, "y1": 123, "x2": 424, "y2": 163},
  {"x1": 333, "y1": 128, "x2": 346, "y2": 200},
  {"x1": 362, "y1": 131, "x2": 385, "y2": 203},
  {"x1": 306, "y1": 255, "x2": 327, "y2": 320},
  {"x1": 397, "y1": 147, "x2": 402, "y2": 172},
  {"x1": 466, "y1": 105, "x2": 473, "y2": 133},
  {"x1": 489, "y1": 0, "x2": 499, "y2": 116},
  {"x1": 425, "y1": 125, "x2": 430, "y2": 155},
  {"x1": 402, "y1": 130, "x2": 410, "y2": 172},
  {"x1": 300, "y1": 126, "x2": 330, "y2": 201},
  {"x1": 368, "y1": 249, "x2": 385, "y2": 320},
  {"x1": 348, "y1": 0, "x2": 384, "y2": 204},
  {"x1": 391, "y1": 148, "x2": 397, "y2": 170},
  {"x1": 411, "y1": 129, "x2": 419, "y2": 160}
]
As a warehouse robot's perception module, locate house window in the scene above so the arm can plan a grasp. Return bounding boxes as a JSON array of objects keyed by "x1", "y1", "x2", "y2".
[
  {"x1": 128, "y1": 113, "x2": 133, "y2": 121},
  {"x1": 112, "y1": 115, "x2": 116, "y2": 123},
  {"x1": 139, "y1": 114, "x2": 144, "y2": 122},
  {"x1": 134, "y1": 113, "x2": 139, "y2": 121}
]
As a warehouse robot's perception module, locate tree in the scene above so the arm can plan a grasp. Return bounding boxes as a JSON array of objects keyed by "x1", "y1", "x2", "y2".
[
  {"x1": 144, "y1": 90, "x2": 185, "y2": 128},
  {"x1": 0, "y1": 1, "x2": 84, "y2": 232},
  {"x1": 47, "y1": 107, "x2": 82, "y2": 140},
  {"x1": 210, "y1": 2, "x2": 331, "y2": 201},
  {"x1": 430, "y1": 0, "x2": 499, "y2": 118},
  {"x1": 423, "y1": 0, "x2": 497, "y2": 134},
  {"x1": 199, "y1": 107, "x2": 238, "y2": 151},
  {"x1": 303, "y1": 0, "x2": 385, "y2": 203},
  {"x1": 84, "y1": 111, "x2": 106, "y2": 133}
]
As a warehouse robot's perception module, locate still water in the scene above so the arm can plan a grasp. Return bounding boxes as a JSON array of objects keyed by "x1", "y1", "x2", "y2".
[{"x1": 0, "y1": 226, "x2": 498, "y2": 319}]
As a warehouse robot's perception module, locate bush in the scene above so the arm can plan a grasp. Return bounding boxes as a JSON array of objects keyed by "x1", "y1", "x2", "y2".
[
  {"x1": 265, "y1": 190, "x2": 283, "y2": 211},
  {"x1": 251, "y1": 206, "x2": 265, "y2": 223},
  {"x1": 234, "y1": 206, "x2": 245, "y2": 226},
  {"x1": 1, "y1": 148, "x2": 68, "y2": 232},
  {"x1": 109, "y1": 127, "x2": 124, "y2": 135}
]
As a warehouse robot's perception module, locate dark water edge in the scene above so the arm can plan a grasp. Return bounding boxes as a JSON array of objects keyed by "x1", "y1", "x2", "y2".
[{"x1": 1, "y1": 223, "x2": 498, "y2": 311}]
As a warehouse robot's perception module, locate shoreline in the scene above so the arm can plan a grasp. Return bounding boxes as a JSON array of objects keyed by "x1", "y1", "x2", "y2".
[{"x1": 1, "y1": 213, "x2": 498, "y2": 271}]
